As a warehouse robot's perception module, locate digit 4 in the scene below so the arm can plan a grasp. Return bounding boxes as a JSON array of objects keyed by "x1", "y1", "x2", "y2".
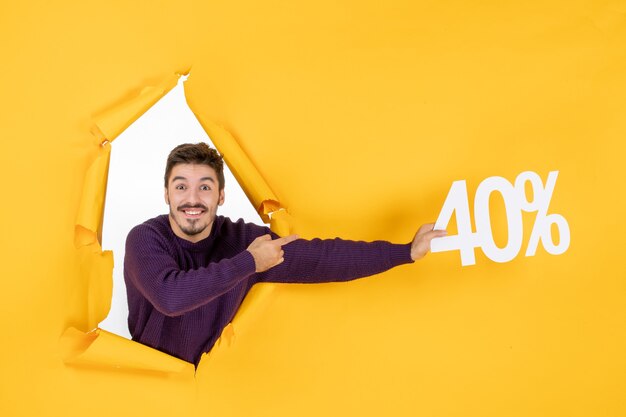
[{"x1": 431, "y1": 180, "x2": 480, "y2": 266}]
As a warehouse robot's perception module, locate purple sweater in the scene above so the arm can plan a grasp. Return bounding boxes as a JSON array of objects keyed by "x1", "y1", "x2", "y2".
[{"x1": 124, "y1": 214, "x2": 413, "y2": 365}]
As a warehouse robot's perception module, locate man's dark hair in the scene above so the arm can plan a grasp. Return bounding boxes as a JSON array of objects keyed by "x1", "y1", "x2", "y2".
[{"x1": 164, "y1": 143, "x2": 225, "y2": 190}]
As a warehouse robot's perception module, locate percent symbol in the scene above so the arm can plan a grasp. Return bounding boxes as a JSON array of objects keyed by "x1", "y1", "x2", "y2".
[
  {"x1": 515, "y1": 171, "x2": 570, "y2": 257},
  {"x1": 431, "y1": 170, "x2": 571, "y2": 266}
]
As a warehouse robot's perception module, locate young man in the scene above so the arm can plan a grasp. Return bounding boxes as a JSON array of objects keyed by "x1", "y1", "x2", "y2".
[{"x1": 124, "y1": 143, "x2": 446, "y2": 365}]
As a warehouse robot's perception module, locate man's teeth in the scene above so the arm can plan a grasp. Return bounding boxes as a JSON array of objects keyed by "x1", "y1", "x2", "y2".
[{"x1": 185, "y1": 210, "x2": 201, "y2": 215}]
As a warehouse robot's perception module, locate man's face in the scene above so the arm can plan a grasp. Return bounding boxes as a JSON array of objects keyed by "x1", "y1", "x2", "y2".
[{"x1": 164, "y1": 163, "x2": 225, "y2": 243}]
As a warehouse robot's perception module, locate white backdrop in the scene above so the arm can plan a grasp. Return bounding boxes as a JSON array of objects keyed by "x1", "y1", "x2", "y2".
[{"x1": 100, "y1": 77, "x2": 264, "y2": 337}]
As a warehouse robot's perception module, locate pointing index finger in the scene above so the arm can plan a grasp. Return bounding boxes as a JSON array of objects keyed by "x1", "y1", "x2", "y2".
[{"x1": 274, "y1": 234, "x2": 300, "y2": 246}]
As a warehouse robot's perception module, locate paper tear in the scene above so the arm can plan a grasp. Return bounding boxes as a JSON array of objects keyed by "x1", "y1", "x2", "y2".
[
  {"x1": 187, "y1": 109, "x2": 283, "y2": 223},
  {"x1": 74, "y1": 143, "x2": 114, "y2": 328},
  {"x1": 92, "y1": 73, "x2": 182, "y2": 142},
  {"x1": 75, "y1": 143, "x2": 111, "y2": 248},
  {"x1": 70, "y1": 71, "x2": 295, "y2": 371},
  {"x1": 269, "y1": 208, "x2": 293, "y2": 237},
  {"x1": 60, "y1": 327, "x2": 193, "y2": 374},
  {"x1": 79, "y1": 245, "x2": 114, "y2": 329},
  {"x1": 210, "y1": 284, "x2": 277, "y2": 356},
  {"x1": 220, "y1": 323, "x2": 236, "y2": 347}
]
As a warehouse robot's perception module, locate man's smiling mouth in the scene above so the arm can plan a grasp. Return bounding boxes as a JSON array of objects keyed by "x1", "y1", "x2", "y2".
[{"x1": 179, "y1": 206, "x2": 207, "y2": 218}]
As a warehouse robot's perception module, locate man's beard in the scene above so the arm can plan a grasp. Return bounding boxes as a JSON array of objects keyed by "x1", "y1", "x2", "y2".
[{"x1": 170, "y1": 205, "x2": 212, "y2": 236}]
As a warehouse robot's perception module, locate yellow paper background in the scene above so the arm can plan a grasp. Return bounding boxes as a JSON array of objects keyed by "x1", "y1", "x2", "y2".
[{"x1": 1, "y1": 1, "x2": 625, "y2": 416}]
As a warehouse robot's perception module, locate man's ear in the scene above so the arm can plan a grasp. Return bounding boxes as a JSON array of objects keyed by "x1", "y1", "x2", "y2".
[
  {"x1": 218, "y1": 189, "x2": 225, "y2": 206},
  {"x1": 164, "y1": 187, "x2": 170, "y2": 205}
]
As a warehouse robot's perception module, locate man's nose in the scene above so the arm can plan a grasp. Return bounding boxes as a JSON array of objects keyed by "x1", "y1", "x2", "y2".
[{"x1": 187, "y1": 188, "x2": 201, "y2": 204}]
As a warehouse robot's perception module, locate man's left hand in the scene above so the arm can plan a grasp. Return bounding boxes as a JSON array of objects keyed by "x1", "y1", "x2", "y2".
[{"x1": 411, "y1": 223, "x2": 447, "y2": 261}]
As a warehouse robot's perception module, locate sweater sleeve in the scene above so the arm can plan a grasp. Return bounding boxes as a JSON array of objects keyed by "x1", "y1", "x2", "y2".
[
  {"x1": 124, "y1": 224, "x2": 257, "y2": 317},
  {"x1": 256, "y1": 234, "x2": 414, "y2": 284}
]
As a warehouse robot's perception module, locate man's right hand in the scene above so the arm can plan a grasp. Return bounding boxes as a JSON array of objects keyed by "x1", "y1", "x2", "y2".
[{"x1": 246, "y1": 234, "x2": 300, "y2": 272}]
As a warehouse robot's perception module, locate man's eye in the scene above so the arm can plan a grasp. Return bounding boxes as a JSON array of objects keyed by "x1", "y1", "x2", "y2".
[
  {"x1": 176, "y1": 184, "x2": 186, "y2": 190},
  {"x1": 200, "y1": 185, "x2": 211, "y2": 191}
]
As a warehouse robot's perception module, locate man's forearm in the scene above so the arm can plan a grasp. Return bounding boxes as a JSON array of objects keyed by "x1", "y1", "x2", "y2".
[{"x1": 256, "y1": 237, "x2": 413, "y2": 284}]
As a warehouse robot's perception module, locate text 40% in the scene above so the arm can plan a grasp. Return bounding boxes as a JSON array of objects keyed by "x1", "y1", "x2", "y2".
[{"x1": 431, "y1": 171, "x2": 570, "y2": 266}]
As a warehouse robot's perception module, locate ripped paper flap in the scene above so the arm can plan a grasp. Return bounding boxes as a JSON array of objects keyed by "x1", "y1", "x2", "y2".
[
  {"x1": 92, "y1": 73, "x2": 182, "y2": 142},
  {"x1": 269, "y1": 209, "x2": 293, "y2": 237},
  {"x1": 60, "y1": 327, "x2": 193, "y2": 374},
  {"x1": 189, "y1": 114, "x2": 280, "y2": 222},
  {"x1": 75, "y1": 143, "x2": 111, "y2": 248}
]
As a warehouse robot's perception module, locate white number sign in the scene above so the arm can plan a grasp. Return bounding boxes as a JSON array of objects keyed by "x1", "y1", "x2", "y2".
[{"x1": 431, "y1": 171, "x2": 570, "y2": 266}]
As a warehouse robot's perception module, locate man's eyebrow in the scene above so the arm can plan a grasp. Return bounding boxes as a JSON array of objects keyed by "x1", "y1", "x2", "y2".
[{"x1": 171, "y1": 176, "x2": 215, "y2": 183}]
